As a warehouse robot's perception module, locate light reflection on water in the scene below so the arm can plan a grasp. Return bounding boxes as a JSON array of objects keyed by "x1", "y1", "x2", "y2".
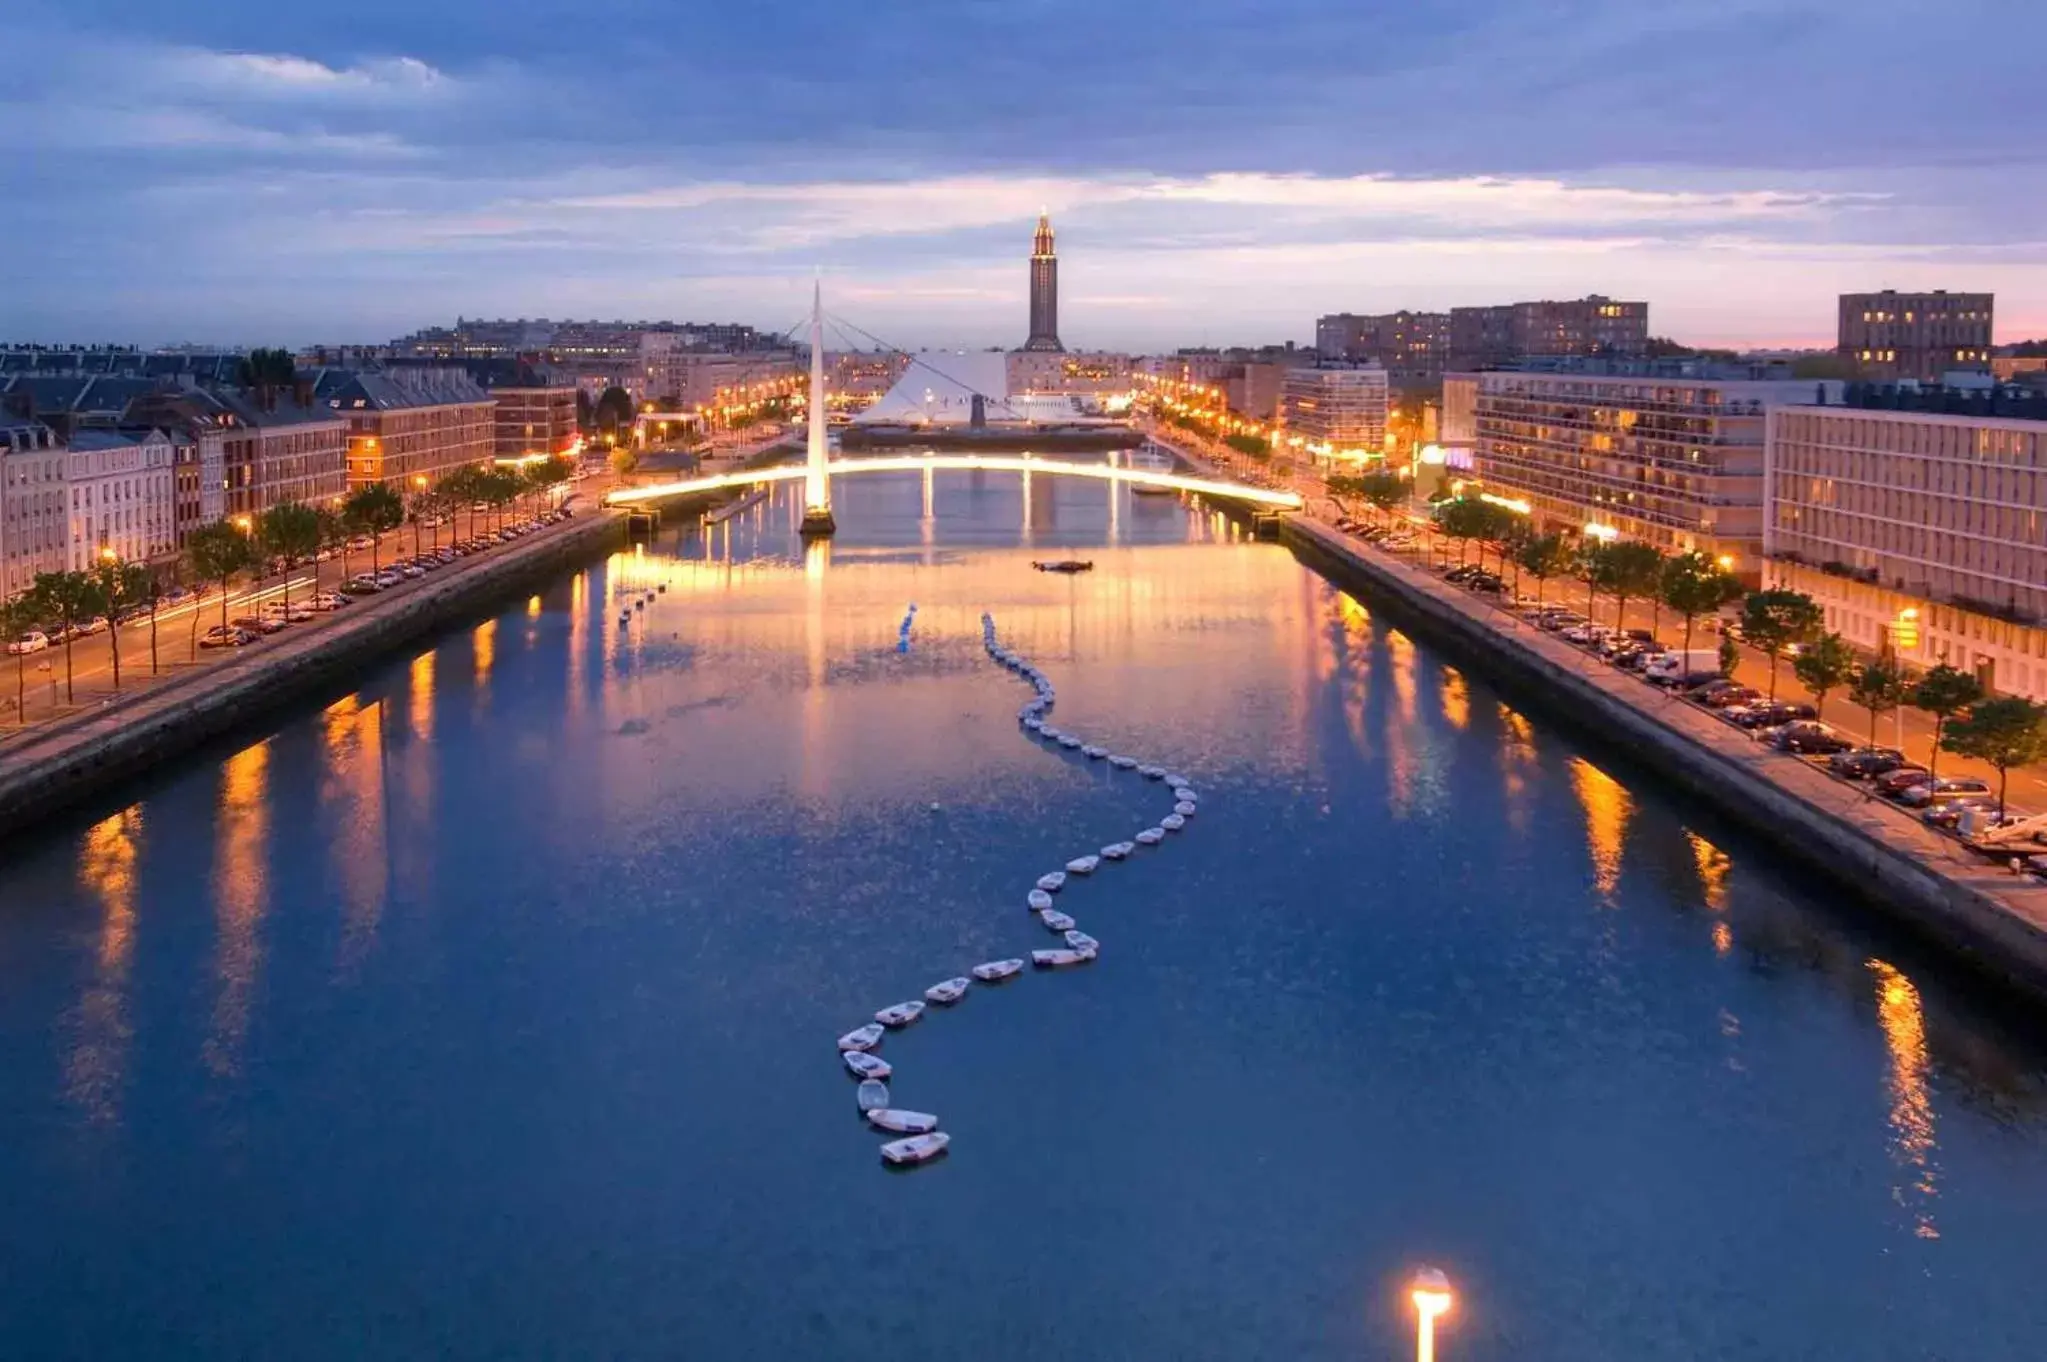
[{"x1": 1, "y1": 469, "x2": 2045, "y2": 1360}]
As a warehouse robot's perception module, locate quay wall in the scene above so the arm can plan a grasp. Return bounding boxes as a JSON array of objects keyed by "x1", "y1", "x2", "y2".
[
  {"x1": 1281, "y1": 517, "x2": 2047, "y2": 1007},
  {"x1": 0, "y1": 514, "x2": 627, "y2": 843}
]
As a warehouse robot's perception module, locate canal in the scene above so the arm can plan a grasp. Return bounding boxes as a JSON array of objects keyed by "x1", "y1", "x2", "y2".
[{"x1": 3, "y1": 466, "x2": 2045, "y2": 1360}]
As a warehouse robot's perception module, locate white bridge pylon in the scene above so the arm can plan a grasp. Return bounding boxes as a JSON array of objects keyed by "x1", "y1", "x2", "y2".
[{"x1": 604, "y1": 453, "x2": 1305, "y2": 512}]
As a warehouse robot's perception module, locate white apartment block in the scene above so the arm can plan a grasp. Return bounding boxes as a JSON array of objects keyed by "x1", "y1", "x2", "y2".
[
  {"x1": 1278, "y1": 366, "x2": 1389, "y2": 463},
  {"x1": 64, "y1": 429, "x2": 177, "y2": 570},
  {"x1": 1765, "y1": 400, "x2": 2047, "y2": 700},
  {"x1": 1, "y1": 418, "x2": 69, "y2": 600}
]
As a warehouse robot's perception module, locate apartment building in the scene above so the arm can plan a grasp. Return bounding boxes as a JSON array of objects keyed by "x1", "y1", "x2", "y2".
[
  {"x1": 317, "y1": 368, "x2": 494, "y2": 490},
  {"x1": 1448, "y1": 296, "x2": 1649, "y2": 370},
  {"x1": 1315, "y1": 312, "x2": 1452, "y2": 382},
  {"x1": 122, "y1": 391, "x2": 227, "y2": 548},
  {"x1": 1007, "y1": 351, "x2": 1133, "y2": 396},
  {"x1": 1764, "y1": 388, "x2": 2047, "y2": 699},
  {"x1": 1278, "y1": 367, "x2": 1390, "y2": 462},
  {"x1": 1468, "y1": 361, "x2": 1836, "y2": 570},
  {"x1": 63, "y1": 429, "x2": 177, "y2": 569},
  {"x1": 642, "y1": 350, "x2": 801, "y2": 412},
  {"x1": 491, "y1": 385, "x2": 579, "y2": 460},
  {"x1": 1838, "y1": 290, "x2": 1994, "y2": 382},
  {"x1": 0, "y1": 417, "x2": 68, "y2": 599},
  {"x1": 203, "y1": 388, "x2": 349, "y2": 516}
]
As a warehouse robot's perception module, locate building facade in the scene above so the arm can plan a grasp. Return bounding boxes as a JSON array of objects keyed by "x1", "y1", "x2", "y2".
[
  {"x1": 0, "y1": 418, "x2": 69, "y2": 600},
  {"x1": 1278, "y1": 367, "x2": 1390, "y2": 462},
  {"x1": 1469, "y1": 364, "x2": 1835, "y2": 570},
  {"x1": 317, "y1": 369, "x2": 494, "y2": 490},
  {"x1": 205, "y1": 390, "x2": 349, "y2": 516},
  {"x1": 1764, "y1": 395, "x2": 2047, "y2": 699},
  {"x1": 121, "y1": 391, "x2": 228, "y2": 549},
  {"x1": 63, "y1": 429, "x2": 177, "y2": 569},
  {"x1": 1006, "y1": 351, "x2": 1131, "y2": 396},
  {"x1": 492, "y1": 385, "x2": 579, "y2": 461},
  {"x1": 1838, "y1": 290, "x2": 1994, "y2": 382},
  {"x1": 1315, "y1": 311, "x2": 1452, "y2": 382},
  {"x1": 1448, "y1": 296, "x2": 1649, "y2": 370},
  {"x1": 641, "y1": 351, "x2": 800, "y2": 413},
  {"x1": 1023, "y1": 213, "x2": 1063, "y2": 353}
]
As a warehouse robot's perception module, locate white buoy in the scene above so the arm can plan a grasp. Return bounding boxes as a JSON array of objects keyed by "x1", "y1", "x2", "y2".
[
  {"x1": 1027, "y1": 889, "x2": 1054, "y2": 912},
  {"x1": 1036, "y1": 872, "x2": 1066, "y2": 892},
  {"x1": 1174, "y1": 801, "x2": 1197, "y2": 817},
  {"x1": 1161, "y1": 813, "x2": 1186, "y2": 831}
]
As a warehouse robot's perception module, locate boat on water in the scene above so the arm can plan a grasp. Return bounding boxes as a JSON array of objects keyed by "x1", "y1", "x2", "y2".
[
  {"x1": 1161, "y1": 813, "x2": 1186, "y2": 831},
  {"x1": 1065, "y1": 930, "x2": 1100, "y2": 954},
  {"x1": 1174, "y1": 801, "x2": 1197, "y2": 817},
  {"x1": 1135, "y1": 828, "x2": 1165, "y2": 845},
  {"x1": 875, "y1": 1001, "x2": 926, "y2": 1028},
  {"x1": 1041, "y1": 909, "x2": 1077, "y2": 932},
  {"x1": 1058, "y1": 735, "x2": 1083, "y2": 749},
  {"x1": 880, "y1": 1132, "x2": 951, "y2": 1166},
  {"x1": 1027, "y1": 889, "x2": 1054, "y2": 912},
  {"x1": 1108, "y1": 755, "x2": 1138, "y2": 769},
  {"x1": 1162, "y1": 772, "x2": 1188, "y2": 788},
  {"x1": 1036, "y1": 872, "x2": 1067, "y2": 892},
  {"x1": 1173, "y1": 787, "x2": 1198, "y2": 803},
  {"x1": 857, "y1": 1079, "x2": 891, "y2": 1112},
  {"x1": 1066, "y1": 855, "x2": 1100, "y2": 874},
  {"x1": 924, "y1": 977, "x2": 970, "y2": 1005},
  {"x1": 1138, "y1": 765, "x2": 1166, "y2": 780},
  {"x1": 1032, "y1": 948, "x2": 1092, "y2": 968},
  {"x1": 1101, "y1": 841, "x2": 1135, "y2": 860},
  {"x1": 971, "y1": 958, "x2": 1025, "y2": 982},
  {"x1": 1031, "y1": 560, "x2": 1095, "y2": 573},
  {"x1": 1083, "y1": 745, "x2": 1108, "y2": 760},
  {"x1": 838, "y1": 1023, "x2": 886, "y2": 1052},
  {"x1": 867, "y1": 1108, "x2": 941, "y2": 1135},
  {"x1": 845, "y1": 1051, "x2": 892, "y2": 1080}
]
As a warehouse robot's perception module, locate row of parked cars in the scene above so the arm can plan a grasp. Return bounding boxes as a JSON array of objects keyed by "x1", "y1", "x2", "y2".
[{"x1": 1334, "y1": 518, "x2": 1421, "y2": 553}]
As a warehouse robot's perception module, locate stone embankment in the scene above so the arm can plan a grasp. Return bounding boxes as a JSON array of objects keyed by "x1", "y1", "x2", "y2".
[
  {"x1": 1280, "y1": 516, "x2": 2047, "y2": 1006},
  {"x1": 0, "y1": 513, "x2": 625, "y2": 842}
]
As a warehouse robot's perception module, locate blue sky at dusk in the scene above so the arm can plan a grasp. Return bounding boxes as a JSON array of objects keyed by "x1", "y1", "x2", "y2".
[{"x1": 4, "y1": 0, "x2": 2044, "y2": 350}]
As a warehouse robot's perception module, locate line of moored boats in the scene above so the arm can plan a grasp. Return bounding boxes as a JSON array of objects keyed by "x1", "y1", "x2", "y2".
[{"x1": 833, "y1": 610, "x2": 1202, "y2": 1169}]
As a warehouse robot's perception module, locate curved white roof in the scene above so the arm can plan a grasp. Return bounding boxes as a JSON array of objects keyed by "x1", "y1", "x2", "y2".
[{"x1": 855, "y1": 351, "x2": 1104, "y2": 427}]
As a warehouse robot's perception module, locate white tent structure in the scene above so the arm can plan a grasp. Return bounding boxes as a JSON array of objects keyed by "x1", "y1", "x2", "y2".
[{"x1": 854, "y1": 352, "x2": 1115, "y2": 428}]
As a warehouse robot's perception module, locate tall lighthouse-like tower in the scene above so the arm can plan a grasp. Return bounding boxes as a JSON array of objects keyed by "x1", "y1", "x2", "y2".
[{"x1": 1023, "y1": 211, "x2": 1064, "y2": 353}]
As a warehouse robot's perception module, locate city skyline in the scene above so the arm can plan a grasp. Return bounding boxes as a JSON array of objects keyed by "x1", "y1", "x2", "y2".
[{"x1": 5, "y1": 0, "x2": 2047, "y2": 350}]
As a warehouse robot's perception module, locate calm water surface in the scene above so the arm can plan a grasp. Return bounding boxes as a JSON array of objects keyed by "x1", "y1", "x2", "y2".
[{"x1": 3, "y1": 467, "x2": 2047, "y2": 1360}]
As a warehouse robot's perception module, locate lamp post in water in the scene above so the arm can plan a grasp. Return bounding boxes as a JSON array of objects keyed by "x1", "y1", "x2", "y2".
[{"x1": 1410, "y1": 1266, "x2": 1453, "y2": 1362}]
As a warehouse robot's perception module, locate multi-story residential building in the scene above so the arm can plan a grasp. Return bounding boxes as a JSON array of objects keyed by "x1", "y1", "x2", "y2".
[
  {"x1": 642, "y1": 351, "x2": 801, "y2": 414},
  {"x1": 0, "y1": 417, "x2": 69, "y2": 599},
  {"x1": 1764, "y1": 386, "x2": 2047, "y2": 699},
  {"x1": 122, "y1": 391, "x2": 227, "y2": 549},
  {"x1": 1448, "y1": 296, "x2": 1650, "y2": 370},
  {"x1": 491, "y1": 384, "x2": 580, "y2": 461},
  {"x1": 203, "y1": 387, "x2": 349, "y2": 517},
  {"x1": 1315, "y1": 311, "x2": 1452, "y2": 382},
  {"x1": 1007, "y1": 351, "x2": 1132, "y2": 396},
  {"x1": 315, "y1": 368, "x2": 494, "y2": 490},
  {"x1": 1838, "y1": 290, "x2": 1994, "y2": 382},
  {"x1": 1467, "y1": 360, "x2": 1836, "y2": 570},
  {"x1": 63, "y1": 429, "x2": 177, "y2": 569},
  {"x1": 1278, "y1": 366, "x2": 1390, "y2": 463}
]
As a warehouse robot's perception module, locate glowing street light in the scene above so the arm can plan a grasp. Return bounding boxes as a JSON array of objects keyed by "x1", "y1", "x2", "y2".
[{"x1": 1410, "y1": 1266, "x2": 1453, "y2": 1362}]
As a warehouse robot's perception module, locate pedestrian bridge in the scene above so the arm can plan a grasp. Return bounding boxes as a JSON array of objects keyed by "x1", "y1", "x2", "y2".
[{"x1": 603, "y1": 453, "x2": 1303, "y2": 512}]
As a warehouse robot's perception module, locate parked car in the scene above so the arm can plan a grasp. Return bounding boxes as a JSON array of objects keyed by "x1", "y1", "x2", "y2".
[
  {"x1": 1875, "y1": 766, "x2": 1934, "y2": 799},
  {"x1": 1689, "y1": 681, "x2": 1761, "y2": 709},
  {"x1": 1899, "y1": 777, "x2": 1993, "y2": 808},
  {"x1": 1731, "y1": 701, "x2": 1818, "y2": 730},
  {"x1": 340, "y1": 577, "x2": 380, "y2": 595},
  {"x1": 1771, "y1": 722, "x2": 1854, "y2": 755},
  {"x1": 262, "y1": 601, "x2": 314, "y2": 623},
  {"x1": 7, "y1": 631, "x2": 50, "y2": 655},
  {"x1": 231, "y1": 615, "x2": 285, "y2": 636},
  {"x1": 1828, "y1": 747, "x2": 1909, "y2": 779},
  {"x1": 199, "y1": 625, "x2": 255, "y2": 649},
  {"x1": 1922, "y1": 797, "x2": 2005, "y2": 830}
]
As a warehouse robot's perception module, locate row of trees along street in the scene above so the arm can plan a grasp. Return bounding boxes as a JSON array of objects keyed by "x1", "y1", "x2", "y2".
[
  {"x1": 1325, "y1": 481, "x2": 2047, "y2": 820},
  {"x1": 2, "y1": 457, "x2": 573, "y2": 725}
]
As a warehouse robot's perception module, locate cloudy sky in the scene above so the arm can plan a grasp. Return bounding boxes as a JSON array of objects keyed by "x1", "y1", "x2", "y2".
[{"x1": 4, "y1": 0, "x2": 2044, "y2": 351}]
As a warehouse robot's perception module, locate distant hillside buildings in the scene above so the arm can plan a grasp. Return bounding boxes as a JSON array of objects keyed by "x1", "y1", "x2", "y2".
[{"x1": 1317, "y1": 296, "x2": 1649, "y2": 380}]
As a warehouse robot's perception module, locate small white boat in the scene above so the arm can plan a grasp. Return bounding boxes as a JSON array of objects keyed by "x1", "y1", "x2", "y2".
[
  {"x1": 1027, "y1": 889, "x2": 1054, "y2": 912},
  {"x1": 1161, "y1": 813, "x2": 1186, "y2": 831},
  {"x1": 875, "y1": 1001, "x2": 926, "y2": 1028},
  {"x1": 971, "y1": 958, "x2": 1024, "y2": 982},
  {"x1": 1032, "y1": 948, "x2": 1092, "y2": 968},
  {"x1": 1173, "y1": 787, "x2": 1198, "y2": 803},
  {"x1": 1109, "y1": 755, "x2": 1138, "y2": 769},
  {"x1": 857, "y1": 1079, "x2": 890, "y2": 1112},
  {"x1": 880, "y1": 1131, "x2": 951, "y2": 1166},
  {"x1": 1174, "y1": 801, "x2": 1197, "y2": 817},
  {"x1": 1039, "y1": 727, "x2": 1063, "y2": 741},
  {"x1": 1162, "y1": 773, "x2": 1188, "y2": 788},
  {"x1": 1024, "y1": 718, "x2": 1044, "y2": 732},
  {"x1": 1064, "y1": 930, "x2": 1100, "y2": 954},
  {"x1": 1138, "y1": 765, "x2": 1166, "y2": 780},
  {"x1": 1058, "y1": 735, "x2": 1082, "y2": 749},
  {"x1": 1036, "y1": 872, "x2": 1066, "y2": 892},
  {"x1": 1041, "y1": 909, "x2": 1077, "y2": 932},
  {"x1": 924, "y1": 977, "x2": 970, "y2": 1005},
  {"x1": 838, "y1": 1023, "x2": 885, "y2": 1052},
  {"x1": 1135, "y1": 828, "x2": 1165, "y2": 845},
  {"x1": 845, "y1": 1051, "x2": 892, "y2": 1079},
  {"x1": 868, "y1": 1108, "x2": 941, "y2": 1135},
  {"x1": 1066, "y1": 855, "x2": 1100, "y2": 874},
  {"x1": 1083, "y1": 745, "x2": 1108, "y2": 760},
  {"x1": 1101, "y1": 841, "x2": 1135, "y2": 860}
]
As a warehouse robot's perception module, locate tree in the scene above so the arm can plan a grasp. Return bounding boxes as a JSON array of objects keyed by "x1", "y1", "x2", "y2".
[
  {"x1": 1738, "y1": 588, "x2": 1823, "y2": 701},
  {"x1": 1910, "y1": 664, "x2": 1984, "y2": 780},
  {"x1": 575, "y1": 388, "x2": 595, "y2": 433},
  {"x1": 1660, "y1": 552, "x2": 1744, "y2": 663},
  {"x1": 26, "y1": 571, "x2": 106, "y2": 704},
  {"x1": 87, "y1": 556, "x2": 151, "y2": 692},
  {"x1": 1514, "y1": 532, "x2": 1574, "y2": 606},
  {"x1": 257, "y1": 501, "x2": 322, "y2": 609},
  {"x1": 595, "y1": 385, "x2": 636, "y2": 437},
  {"x1": 2, "y1": 594, "x2": 41, "y2": 720},
  {"x1": 1718, "y1": 635, "x2": 1741, "y2": 679},
  {"x1": 317, "y1": 505, "x2": 351, "y2": 584},
  {"x1": 609, "y1": 445, "x2": 640, "y2": 484},
  {"x1": 1575, "y1": 539, "x2": 1611, "y2": 618},
  {"x1": 343, "y1": 483, "x2": 405, "y2": 576},
  {"x1": 186, "y1": 520, "x2": 255, "y2": 639},
  {"x1": 1600, "y1": 541, "x2": 1664, "y2": 635},
  {"x1": 439, "y1": 465, "x2": 484, "y2": 541},
  {"x1": 1849, "y1": 659, "x2": 1907, "y2": 751},
  {"x1": 1432, "y1": 497, "x2": 1485, "y2": 566},
  {"x1": 1791, "y1": 632, "x2": 1855, "y2": 720},
  {"x1": 1942, "y1": 697, "x2": 2047, "y2": 820}
]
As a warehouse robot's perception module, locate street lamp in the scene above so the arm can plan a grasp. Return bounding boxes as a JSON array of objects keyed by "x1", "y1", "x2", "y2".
[{"x1": 1410, "y1": 1267, "x2": 1453, "y2": 1362}]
